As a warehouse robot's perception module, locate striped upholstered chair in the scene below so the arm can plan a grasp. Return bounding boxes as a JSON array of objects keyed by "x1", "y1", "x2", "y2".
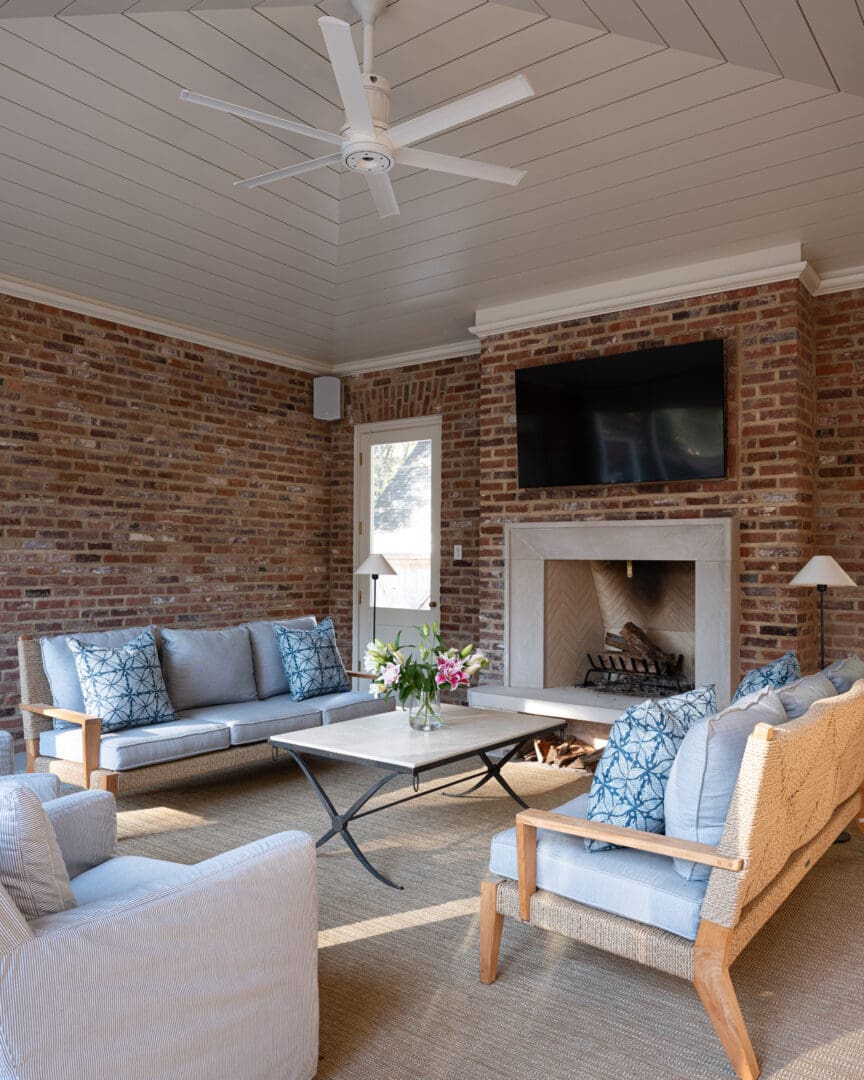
[
  {"x1": 0, "y1": 786, "x2": 319, "y2": 1079},
  {"x1": 479, "y1": 680, "x2": 864, "y2": 1079}
]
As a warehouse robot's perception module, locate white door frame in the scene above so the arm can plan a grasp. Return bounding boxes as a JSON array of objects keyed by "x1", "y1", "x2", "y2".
[{"x1": 352, "y1": 415, "x2": 442, "y2": 666}]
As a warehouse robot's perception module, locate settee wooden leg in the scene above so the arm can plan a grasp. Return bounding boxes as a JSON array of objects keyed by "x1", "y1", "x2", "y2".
[
  {"x1": 25, "y1": 739, "x2": 38, "y2": 774},
  {"x1": 693, "y1": 920, "x2": 760, "y2": 1080},
  {"x1": 94, "y1": 772, "x2": 119, "y2": 795},
  {"x1": 479, "y1": 878, "x2": 504, "y2": 984}
]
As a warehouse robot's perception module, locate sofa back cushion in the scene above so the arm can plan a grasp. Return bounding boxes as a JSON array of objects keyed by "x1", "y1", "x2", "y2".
[
  {"x1": 665, "y1": 687, "x2": 788, "y2": 881},
  {"x1": 41, "y1": 626, "x2": 151, "y2": 714},
  {"x1": 160, "y1": 626, "x2": 257, "y2": 711},
  {"x1": 777, "y1": 672, "x2": 837, "y2": 720},
  {"x1": 823, "y1": 654, "x2": 864, "y2": 694},
  {"x1": 69, "y1": 629, "x2": 177, "y2": 733},
  {"x1": 247, "y1": 617, "x2": 317, "y2": 699},
  {"x1": 0, "y1": 785, "x2": 76, "y2": 920}
]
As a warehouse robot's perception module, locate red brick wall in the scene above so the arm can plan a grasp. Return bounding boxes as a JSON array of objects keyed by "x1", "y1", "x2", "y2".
[
  {"x1": 330, "y1": 356, "x2": 482, "y2": 669},
  {"x1": 4, "y1": 282, "x2": 859, "y2": 741},
  {"x1": 814, "y1": 288, "x2": 864, "y2": 660},
  {"x1": 477, "y1": 280, "x2": 822, "y2": 683},
  {"x1": 0, "y1": 295, "x2": 332, "y2": 736}
]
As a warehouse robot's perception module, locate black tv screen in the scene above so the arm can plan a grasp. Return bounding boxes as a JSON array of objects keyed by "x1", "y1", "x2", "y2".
[{"x1": 515, "y1": 340, "x2": 726, "y2": 488}]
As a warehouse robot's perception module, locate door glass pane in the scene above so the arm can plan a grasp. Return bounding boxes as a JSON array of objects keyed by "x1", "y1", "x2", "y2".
[{"x1": 370, "y1": 439, "x2": 431, "y2": 610}]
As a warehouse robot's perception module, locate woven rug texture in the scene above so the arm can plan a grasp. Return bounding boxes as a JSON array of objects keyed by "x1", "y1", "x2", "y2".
[{"x1": 116, "y1": 757, "x2": 864, "y2": 1080}]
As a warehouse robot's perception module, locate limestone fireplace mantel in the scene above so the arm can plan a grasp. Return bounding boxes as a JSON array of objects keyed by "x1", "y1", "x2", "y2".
[{"x1": 502, "y1": 517, "x2": 739, "y2": 707}]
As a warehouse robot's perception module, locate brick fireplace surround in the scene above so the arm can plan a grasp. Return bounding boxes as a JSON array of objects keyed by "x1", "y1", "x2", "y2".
[{"x1": 1, "y1": 280, "x2": 862, "y2": 740}]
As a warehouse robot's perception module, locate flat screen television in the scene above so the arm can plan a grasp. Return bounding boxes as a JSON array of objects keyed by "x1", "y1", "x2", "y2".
[{"x1": 515, "y1": 339, "x2": 726, "y2": 488}]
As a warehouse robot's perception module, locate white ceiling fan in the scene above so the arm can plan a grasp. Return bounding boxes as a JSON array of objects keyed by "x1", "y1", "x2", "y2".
[{"x1": 179, "y1": 0, "x2": 534, "y2": 219}]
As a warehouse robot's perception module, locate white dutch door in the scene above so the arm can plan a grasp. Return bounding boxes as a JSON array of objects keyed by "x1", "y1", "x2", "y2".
[{"x1": 354, "y1": 417, "x2": 442, "y2": 664}]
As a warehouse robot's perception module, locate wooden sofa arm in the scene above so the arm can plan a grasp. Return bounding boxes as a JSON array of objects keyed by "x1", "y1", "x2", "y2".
[
  {"x1": 347, "y1": 670, "x2": 374, "y2": 680},
  {"x1": 19, "y1": 702, "x2": 102, "y2": 789},
  {"x1": 515, "y1": 808, "x2": 744, "y2": 921}
]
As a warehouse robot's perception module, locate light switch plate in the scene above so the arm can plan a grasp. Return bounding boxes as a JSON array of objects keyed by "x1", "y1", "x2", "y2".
[{"x1": 454, "y1": 544, "x2": 463, "y2": 561}]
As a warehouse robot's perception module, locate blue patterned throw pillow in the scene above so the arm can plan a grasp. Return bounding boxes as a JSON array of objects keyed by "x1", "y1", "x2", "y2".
[
  {"x1": 274, "y1": 617, "x2": 350, "y2": 702},
  {"x1": 732, "y1": 650, "x2": 799, "y2": 703},
  {"x1": 585, "y1": 685, "x2": 717, "y2": 852},
  {"x1": 68, "y1": 629, "x2": 177, "y2": 733}
]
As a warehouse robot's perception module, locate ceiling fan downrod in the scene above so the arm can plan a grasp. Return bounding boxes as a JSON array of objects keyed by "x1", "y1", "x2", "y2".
[{"x1": 351, "y1": 0, "x2": 387, "y2": 74}]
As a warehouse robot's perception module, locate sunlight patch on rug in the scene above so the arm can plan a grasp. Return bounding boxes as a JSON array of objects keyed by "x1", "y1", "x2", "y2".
[{"x1": 319, "y1": 896, "x2": 480, "y2": 948}]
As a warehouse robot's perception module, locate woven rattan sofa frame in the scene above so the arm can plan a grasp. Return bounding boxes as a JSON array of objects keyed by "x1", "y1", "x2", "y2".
[
  {"x1": 479, "y1": 681, "x2": 864, "y2": 1080},
  {"x1": 17, "y1": 632, "x2": 371, "y2": 795}
]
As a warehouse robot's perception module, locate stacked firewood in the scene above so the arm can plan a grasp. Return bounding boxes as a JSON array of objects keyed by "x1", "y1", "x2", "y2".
[
  {"x1": 604, "y1": 621, "x2": 676, "y2": 666},
  {"x1": 524, "y1": 737, "x2": 605, "y2": 772}
]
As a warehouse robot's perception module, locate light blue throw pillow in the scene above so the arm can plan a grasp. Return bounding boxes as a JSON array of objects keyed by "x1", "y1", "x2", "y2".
[
  {"x1": 665, "y1": 687, "x2": 787, "y2": 881},
  {"x1": 68, "y1": 629, "x2": 177, "y2": 733},
  {"x1": 732, "y1": 650, "x2": 799, "y2": 702},
  {"x1": 274, "y1": 617, "x2": 350, "y2": 702},
  {"x1": 822, "y1": 655, "x2": 864, "y2": 694},
  {"x1": 584, "y1": 685, "x2": 716, "y2": 852},
  {"x1": 777, "y1": 672, "x2": 836, "y2": 720}
]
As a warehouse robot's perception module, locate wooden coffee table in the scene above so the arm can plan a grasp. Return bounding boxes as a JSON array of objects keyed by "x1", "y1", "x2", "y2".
[{"x1": 270, "y1": 705, "x2": 562, "y2": 889}]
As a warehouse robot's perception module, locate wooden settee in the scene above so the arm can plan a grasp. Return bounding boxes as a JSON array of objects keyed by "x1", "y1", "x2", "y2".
[{"x1": 480, "y1": 680, "x2": 864, "y2": 1079}]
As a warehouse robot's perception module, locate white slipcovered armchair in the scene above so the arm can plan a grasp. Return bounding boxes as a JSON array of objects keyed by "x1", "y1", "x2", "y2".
[{"x1": 0, "y1": 763, "x2": 319, "y2": 1080}]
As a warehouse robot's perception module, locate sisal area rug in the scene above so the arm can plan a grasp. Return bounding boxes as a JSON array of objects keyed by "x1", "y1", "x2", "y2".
[{"x1": 116, "y1": 757, "x2": 864, "y2": 1079}]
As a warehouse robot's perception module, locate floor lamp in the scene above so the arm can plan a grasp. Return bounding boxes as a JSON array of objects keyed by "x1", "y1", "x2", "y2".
[
  {"x1": 355, "y1": 554, "x2": 397, "y2": 643},
  {"x1": 789, "y1": 554, "x2": 858, "y2": 843},
  {"x1": 789, "y1": 554, "x2": 857, "y2": 670}
]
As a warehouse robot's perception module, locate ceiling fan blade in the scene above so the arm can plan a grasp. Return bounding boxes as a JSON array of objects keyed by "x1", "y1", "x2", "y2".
[
  {"x1": 388, "y1": 75, "x2": 534, "y2": 148},
  {"x1": 366, "y1": 172, "x2": 400, "y2": 219},
  {"x1": 395, "y1": 148, "x2": 525, "y2": 186},
  {"x1": 234, "y1": 152, "x2": 343, "y2": 189},
  {"x1": 318, "y1": 17, "x2": 376, "y2": 136},
  {"x1": 179, "y1": 90, "x2": 343, "y2": 146}
]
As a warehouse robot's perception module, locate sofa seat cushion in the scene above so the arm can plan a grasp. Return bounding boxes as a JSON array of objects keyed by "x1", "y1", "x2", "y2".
[
  {"x1": 315, "y1": 690, "x2": 393, "y2": 725},
  {"x1": 40, "y1": 719, "x2": 230, "y2": 772},
  {"x1": 489, "y1": 793, "x2": 707, "y2": 940},
  {"x1": 247, "y1": 617, "x2": 317, "y2": 699},
  {"x1": 179, "y1": 696, "x2": 322, "y2": 746},
  {"x1": 159, "y1": 625, "x2": 258, "y2": 711},
  {"x1": 71, "y1": 855, "x2": 193, "y2": 906}
]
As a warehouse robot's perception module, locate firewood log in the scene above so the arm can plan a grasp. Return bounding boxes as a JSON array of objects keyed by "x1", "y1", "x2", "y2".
[{"x1": 619, "y1": 622, "x2": 674, "y2": 664}]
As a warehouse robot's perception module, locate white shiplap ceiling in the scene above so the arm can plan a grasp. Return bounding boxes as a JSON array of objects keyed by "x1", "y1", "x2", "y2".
[{"x1": 1, "y1": 0, "x2": 864, "y2": 370}]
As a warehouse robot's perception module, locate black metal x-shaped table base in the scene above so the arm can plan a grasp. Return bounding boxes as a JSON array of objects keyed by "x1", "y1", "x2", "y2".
[{"x1": 279, "y1": 739, "x2": 534, "y2": 890}]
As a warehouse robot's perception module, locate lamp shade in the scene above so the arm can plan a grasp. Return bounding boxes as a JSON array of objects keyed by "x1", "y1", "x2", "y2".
[
  {"x1": 789, "y1": 555, "x2": 857, "y2": 588},
  {"x1": 354, "y1": 554, "x2": 397, "y2": 576}
]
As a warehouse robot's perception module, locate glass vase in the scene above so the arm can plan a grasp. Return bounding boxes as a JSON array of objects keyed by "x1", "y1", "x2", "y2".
[{"x1": 407, "y1": 688, "x2": 443, "y2": 732}]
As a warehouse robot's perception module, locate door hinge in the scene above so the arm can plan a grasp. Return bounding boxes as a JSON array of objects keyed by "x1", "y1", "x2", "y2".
[
  {"x1": 358, "y1": 589, "x2": 362, "y2": 604},
  {"x1": 359, "y1": 451, "x2": 363, "y2": 466},
  {"x1": 358, "y1": 521, "x2": 363, "y2": 536}
]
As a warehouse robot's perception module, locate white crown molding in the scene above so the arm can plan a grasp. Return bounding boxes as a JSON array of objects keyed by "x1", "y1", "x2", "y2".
[
  {"x1": 470, "y1": 245, "x2": 819, "y2": 338},
  {"x1": 813, "y1": 265, "x2": 864, "y2": 296},
  {"x1": 333, "y1": 338, "x2": 481, "y2": 376},
  {"x1": 0, "y1": 274, "x2": 331, "y2": 375}
]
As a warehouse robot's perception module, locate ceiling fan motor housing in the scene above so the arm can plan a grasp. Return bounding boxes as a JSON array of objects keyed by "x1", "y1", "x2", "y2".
[{"x1": 342, "y1": 72, "x2": 394, "y2": 174}]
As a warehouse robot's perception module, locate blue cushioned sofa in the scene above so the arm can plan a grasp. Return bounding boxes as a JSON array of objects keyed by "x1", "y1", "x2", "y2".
[{"x1": 18, "y1": 617, "x2": 391, "y2": 794}]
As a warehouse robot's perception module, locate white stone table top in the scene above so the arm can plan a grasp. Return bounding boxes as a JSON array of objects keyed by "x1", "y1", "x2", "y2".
[{"x1": 269, "y1": 705, "x2": 560, "y2": 772}]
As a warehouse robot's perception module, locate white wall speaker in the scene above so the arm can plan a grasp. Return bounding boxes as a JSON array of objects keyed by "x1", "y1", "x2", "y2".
[{"x1": 313, "y1": 376, "x2": 342, "y2": 421}]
